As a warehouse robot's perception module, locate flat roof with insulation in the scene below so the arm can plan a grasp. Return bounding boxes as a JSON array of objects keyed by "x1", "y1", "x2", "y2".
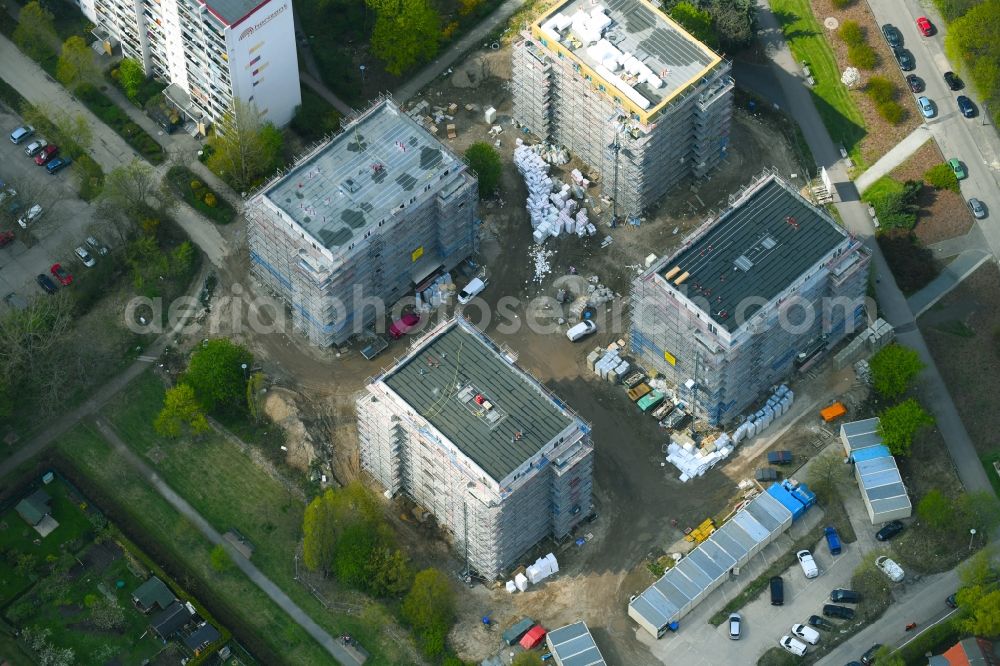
[
  {"x1": 531, "y1": 0, "x2": 722, "y2": 118},
  {"x1": 655, "y1": 175, "x2": 848, "y2": 332},
  {"x1": 379, "y1": 319, "x2": 577, "y2": 482}
]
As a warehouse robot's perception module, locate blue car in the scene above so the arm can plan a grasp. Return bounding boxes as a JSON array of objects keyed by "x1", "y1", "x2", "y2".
[
  {"x1": 46, "y1": 157, "x2": 71, "y2": 174},
  {"x1": 824, "y1": 526, "x2": 842, "y2": 555},
  {"x1": 917, "y1": 96, "x2": 935, "y2": 118}
]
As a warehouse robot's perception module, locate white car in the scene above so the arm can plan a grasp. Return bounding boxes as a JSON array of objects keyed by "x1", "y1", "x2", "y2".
[
  {"x1": 797, "y1": 550, "x2": 819, "y2": 579},
  {"x1": 876, "y1": 555, "x2": 905, "y2": 582},
  {"x1": 728, "y1": 613, "x2": 741, "y2": 640},
  {"x1": 566, "y1": 319, "x2": 597, "y2": 341},
  {"x1": 457, "y1": 277, "x2": 486, "y2": 304},
  {"x1": 17, "y1": 204, "x2": 43, "y2": 229},
  {"x1": 74, "y1": 246, "x2": 96, "y2": 267},
  {"x1": 791, "y1": 623, "x2": 820, "y2": 645},
  {"x1": 23, "y1": 138, "x2": 48, "y2": 157},
  {"x1": 779, "y1": 635, "x2": 808, "y2": 656}
]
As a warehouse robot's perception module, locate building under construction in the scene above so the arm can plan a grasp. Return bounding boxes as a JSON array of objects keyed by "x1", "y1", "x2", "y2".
[
  {"x1": 356, "y1": 318, "x2": 594, "y2": 579},
  {"x1": 511, "y1": 0, "x2": 733, "y2": 217},
  {"x1": 630, "y1": 171, "x2": 870, "y2": 424},
  {"x1": 245, "y1": 98, "x2": 478, "y2": 347}
]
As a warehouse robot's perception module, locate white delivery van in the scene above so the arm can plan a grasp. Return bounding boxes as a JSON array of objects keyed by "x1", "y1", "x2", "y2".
[
  {"x1": 457, "y1": 277, "x2": 486, "y2": 304},
  {"x1": 566, "y1": 320, "x2": 597, "y2": 341}
]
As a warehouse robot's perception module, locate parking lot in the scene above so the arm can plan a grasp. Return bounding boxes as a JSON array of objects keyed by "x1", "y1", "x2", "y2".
[
  {"x1": 0, "y1": 108, "x2": 99, "y2": 307},
  {"x1": 634, "y1": 446, "x2": 886, "y2": 665}
]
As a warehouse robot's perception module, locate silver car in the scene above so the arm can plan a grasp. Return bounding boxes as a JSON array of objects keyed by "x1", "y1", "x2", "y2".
[
  {"x1": 74, "y1": 246, "x2": 96, "y2": 267},
  {"x1": 728, "y1": 613, "x2": 742, "y2": 640},
  {"x1": 86, "y1": 235, "x2": 110, "y2": 256},
  {"x1": 17, "y1": 204, "x2": 42, "y2": 229},
  {"x1": 23, "y1": 138, "x2": 48, "y2": 157},
  {"x1": 968, "y1": 198, "x2": 986, "y2": 219}
]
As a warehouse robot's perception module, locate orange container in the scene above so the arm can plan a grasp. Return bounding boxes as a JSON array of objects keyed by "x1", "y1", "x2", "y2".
[{"x1": 820, "y1": 401, "x2": 847, "y2": 422}]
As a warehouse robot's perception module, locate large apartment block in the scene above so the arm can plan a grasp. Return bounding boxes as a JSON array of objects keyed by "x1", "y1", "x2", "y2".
[
  {"x1": 511, "y1": 0, "x2": 733, "y2": 217},
  {"x1": 631, "y1": 172, "x2": 870, "y2": 424},
  {"x1": 357, "y1": 318, "x2": 595, "y2": 580},
  {"x1": 246, "y1": 99, "x2": 478, "y2": 347},
  {"x1": 80, "y1": 0, "x2": 300, "y2": 127}
]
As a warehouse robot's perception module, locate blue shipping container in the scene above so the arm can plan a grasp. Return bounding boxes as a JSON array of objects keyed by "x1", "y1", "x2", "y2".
[{"x1": 767, "y1": 484, "x2": 806, "y2": 521}]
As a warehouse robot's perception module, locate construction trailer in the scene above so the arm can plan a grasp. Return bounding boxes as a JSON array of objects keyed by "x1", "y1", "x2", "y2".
[
  {"x1": 630, "y1": 171, "x2": 871, "y2": 425},
  {"x1": 356, "y1": 318, "x2": 594, "y2": 580},
  {"x1": 246, "y1": 97, "x2": 478, "y2": 347},
  {"x1": 511, "y1": 0, "x2": 733, "y2": 218},
  {"x1": 629, "y1": 490, "x2": 793, "y2": 638},
  {"x1": 840, "y1": 418, "x2": 912, "y2": 524}
]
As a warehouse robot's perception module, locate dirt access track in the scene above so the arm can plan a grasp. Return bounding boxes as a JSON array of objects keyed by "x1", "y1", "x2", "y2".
[{"x1": 197, "y1": 40, "x2": 841, "y2": 664}]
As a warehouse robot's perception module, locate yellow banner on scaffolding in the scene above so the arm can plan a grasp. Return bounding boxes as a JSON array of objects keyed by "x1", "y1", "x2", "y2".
[
  {"x1": 411, "y1": 246, "x2": 424, "y2": 262},
  {"x1": 664, "y1": 350, "x2": 677, "y2": 366}
]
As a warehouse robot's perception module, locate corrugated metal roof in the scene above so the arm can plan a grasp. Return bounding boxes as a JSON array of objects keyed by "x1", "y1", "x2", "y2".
[
  {"x1": 852, "y1": 444, "x2": 892, "y2": 463},
  {"x1": 546, "y1": 621, "x2": 608, "y2": 666},
  {"x1": 654, "y1": 176, "x2": 849, "y2": 331},
  {"x1": 629, "y1": 492, "x2": 793, "y2": 632},
  {"x1": 381, "y1": 320, "x2": 575, "y2": 481},
  {"x1": 844, "y1": 418, "x2": 911, "y2": 520}
]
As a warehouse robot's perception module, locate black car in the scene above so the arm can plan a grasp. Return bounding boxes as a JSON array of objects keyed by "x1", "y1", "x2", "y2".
[
  {"x1": 861, "y1": 643, "x2": 883, "y2": 665},
  {"x1": 823, "y1": 604, "x2": 856, "y2": 620},
  {"x1": 944, "y1": 71, "x2": 963, "y2": 90},
  {"x1": 947, "y1": 593, "x2": 958, "y2": 608},
  {"x1": 906, "y1": 74, "x2": 924, "y2": 93},
  {"x1": 957, "y1": 95, "x2": 975, "y2": 118},
  {"x1": 894, "y1": 48, "x2": 915, "y2": 71},
  {"x1": 770, "y1": 576, "x2": 784, "y2": 606},
  {"x1": 876, "y1": 520, "x2": 905, "y2": 541},
  {"x1": 881, "y1": 24, "x2": 902, "y2": 48},
  {"x1": 36, "y1": 273, "x2": 57, "y2": 294},
  {"x1": 830, "y1": 588, "x2": 861, "y2": 603},
  {"x1": 808, "y1": 614, "x2": 835, "y2": 630}
]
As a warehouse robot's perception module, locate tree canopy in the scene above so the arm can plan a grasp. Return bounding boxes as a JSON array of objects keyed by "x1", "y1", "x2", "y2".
[
  {"x1": 669, "y1": 2, "x2": 717, "y2": 48},
  {"x1": 117, "y1": 58, "x2": 147, "y2": 101},
  {"x1": 878, "y1": 398, "x2": 934, "y2": 455},
  {"x1": 869, "y1": 344, "x2": 924, "y2": 398},
  {"x1": 154, "y1": 383, "x2": 210, "y2": 438},
  {"x1": 367, "y1": 0, "x2": 441, "y2": 76},
  {"x1": 402, "y1": 567, "x2": 455, "y2": 654},
  {"x1": 183, "y1": 339, "x2": 253, "y2": 414},
  {"x1": 465, "y1": 142, "x2": 502, "y2": 198},
  {"x1": 56, "y1": 36, "x2": 101, "y2": 89},
  {"x1": 207, "y1": 100, "x2": 284, "y2": 192},
  {"x1": 944, "y1": 0, "x2": 1000, "y2": 126},
  {"x1": 13, "y1": 2, "x2": 58, "y2": 61}
]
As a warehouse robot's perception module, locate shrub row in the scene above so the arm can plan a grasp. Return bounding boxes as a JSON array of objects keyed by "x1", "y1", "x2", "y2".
[
  {"x1": 839, "y1": 21, "x2": 877, "y2": 69},
  {"x1": 75, "y1": 84, "x2": 165, "y2": 164},
  {"x1": 865, "y1": 76, "x2": 905, "y2": 124},
  {"x1": 166, "y1": 166, "x2": 237, "y2": 224}
]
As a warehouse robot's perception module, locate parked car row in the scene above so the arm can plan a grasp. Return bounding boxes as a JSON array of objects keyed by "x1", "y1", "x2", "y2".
[
  {"x1": 33, "y1": 236, "x2": 109, "y2": 294},
  {"x1": 878, "y1": 27, "x2": 988, "y2": 219},
  {"x1": 10, "y1": 125, "x2": 71, "y2": 174}
]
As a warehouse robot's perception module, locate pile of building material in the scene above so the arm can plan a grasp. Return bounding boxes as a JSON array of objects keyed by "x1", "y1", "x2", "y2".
[
  {"x1": 854, "y1": 359, "x2": 872, "y2": 385},
  {"x1": 590, "y1": 347, "x2": 630, "y2": 383},
  {"x1": 529, "y1": 246, "x2": 554, "y2": 283},
  {"x1": 414, "y1": 273, "x2": 455, "y2": 311},
  {"x1": 514, "y1": 141, "x2": 598, "y2": 244},
  {"x1": 527, "y1": 553, "x2": 559, "y2": 584},
  {"x1": 731, "y1": 385, "x2": 794, "y2": 444},
  {"x1": 504, "y1": 553, "x2": 559, "y2": 592},
  {"x1": 665, "y1": 431, "x2": 734, "y2": 482}
]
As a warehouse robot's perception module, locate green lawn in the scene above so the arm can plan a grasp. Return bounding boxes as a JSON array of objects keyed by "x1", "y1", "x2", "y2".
[
  {"x1": 0, "y1": 480, "x2": 93, "y2": 605},
  {"x1": 92, "y1": 370, "x2": 415, "y2": 664},
  {"x1": 56, "y1": 423, "x2": 333, "y2": 665},
  {"x1": 770, "y1": 0, "x2": 868, "y2": 169}
]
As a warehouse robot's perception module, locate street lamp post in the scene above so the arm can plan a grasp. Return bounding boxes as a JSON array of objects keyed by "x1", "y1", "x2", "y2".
[
  {"x1": 969, "y1": 528, "x2": 977, "y2": 549},
  {"x1": 241, "y1": 363, "x2": 248, "y2": 381},
  {"x1": 359, "y1": 64, "x2": 366, "y2": 85}
]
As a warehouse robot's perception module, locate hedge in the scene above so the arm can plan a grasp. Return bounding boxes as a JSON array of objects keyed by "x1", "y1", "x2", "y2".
[
  {"x1": 75, "y1": 84, "x2": 165, "y2": 164},
  {"x1": 166, "y1": 166, "x2": 237, "y2": 224},
  {"x1": 847, "y1": 41, "x2": 878, "y2": 69},
  {"x1": 866, "y1": 76, "x2": 897, "y2": 104},
  {"x1": 924, "y1": 162, "x2": 960, "y2": 193}
]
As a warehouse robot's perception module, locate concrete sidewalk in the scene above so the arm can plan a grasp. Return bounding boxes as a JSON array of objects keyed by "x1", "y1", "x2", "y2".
[
  {"x1": 855, "y1": 126, "x2": 933, "y2": 194},
  {"x1": 906, "y1": 249, "x2": 992, "y2": 317}
]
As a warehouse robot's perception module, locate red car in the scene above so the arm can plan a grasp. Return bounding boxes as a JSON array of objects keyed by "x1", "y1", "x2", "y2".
[
  {"x1": 50, "y1": 263, "x2": 73, "y2": 286},
  {"x1": 916, "y1": 16, "x2": 933, "y2": 36},
  {"x1": 389, "y1": 312, "x2": 420, "y2": 339},
  {"x1": 0, "y1": 230, "x2": 13, "y2": 248},
  {"x1": 34, "y1": 144, "x2": 59, "y2": 166}
]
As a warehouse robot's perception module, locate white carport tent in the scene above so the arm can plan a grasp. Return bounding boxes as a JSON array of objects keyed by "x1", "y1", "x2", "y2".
[{"x1": 628, "y1": 491, "x2": 794, "y2": 638}]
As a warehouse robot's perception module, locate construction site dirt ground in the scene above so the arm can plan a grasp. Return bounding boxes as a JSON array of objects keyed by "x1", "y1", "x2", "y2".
[{"x1": 194, "y1": 42, "x2": 858, "y2": 665}]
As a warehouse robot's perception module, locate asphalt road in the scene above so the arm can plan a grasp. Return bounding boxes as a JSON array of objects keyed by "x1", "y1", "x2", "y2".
[
  {"x1": 747, "y1": 0, "x2": 991, "y2": 494},
  {"x1": 862, "y1": 0, "x2": 1000, "y2": 256}
]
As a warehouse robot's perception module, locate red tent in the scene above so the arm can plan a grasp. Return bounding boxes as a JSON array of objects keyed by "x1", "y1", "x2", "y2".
[{"x1": 519, "y1": 625, "x2": 546, "y2": 649}]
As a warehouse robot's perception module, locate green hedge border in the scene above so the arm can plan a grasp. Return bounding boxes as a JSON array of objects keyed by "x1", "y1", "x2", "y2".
[{"x1": 166, "y1": 166, "x2": 237, "y2": 224}]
